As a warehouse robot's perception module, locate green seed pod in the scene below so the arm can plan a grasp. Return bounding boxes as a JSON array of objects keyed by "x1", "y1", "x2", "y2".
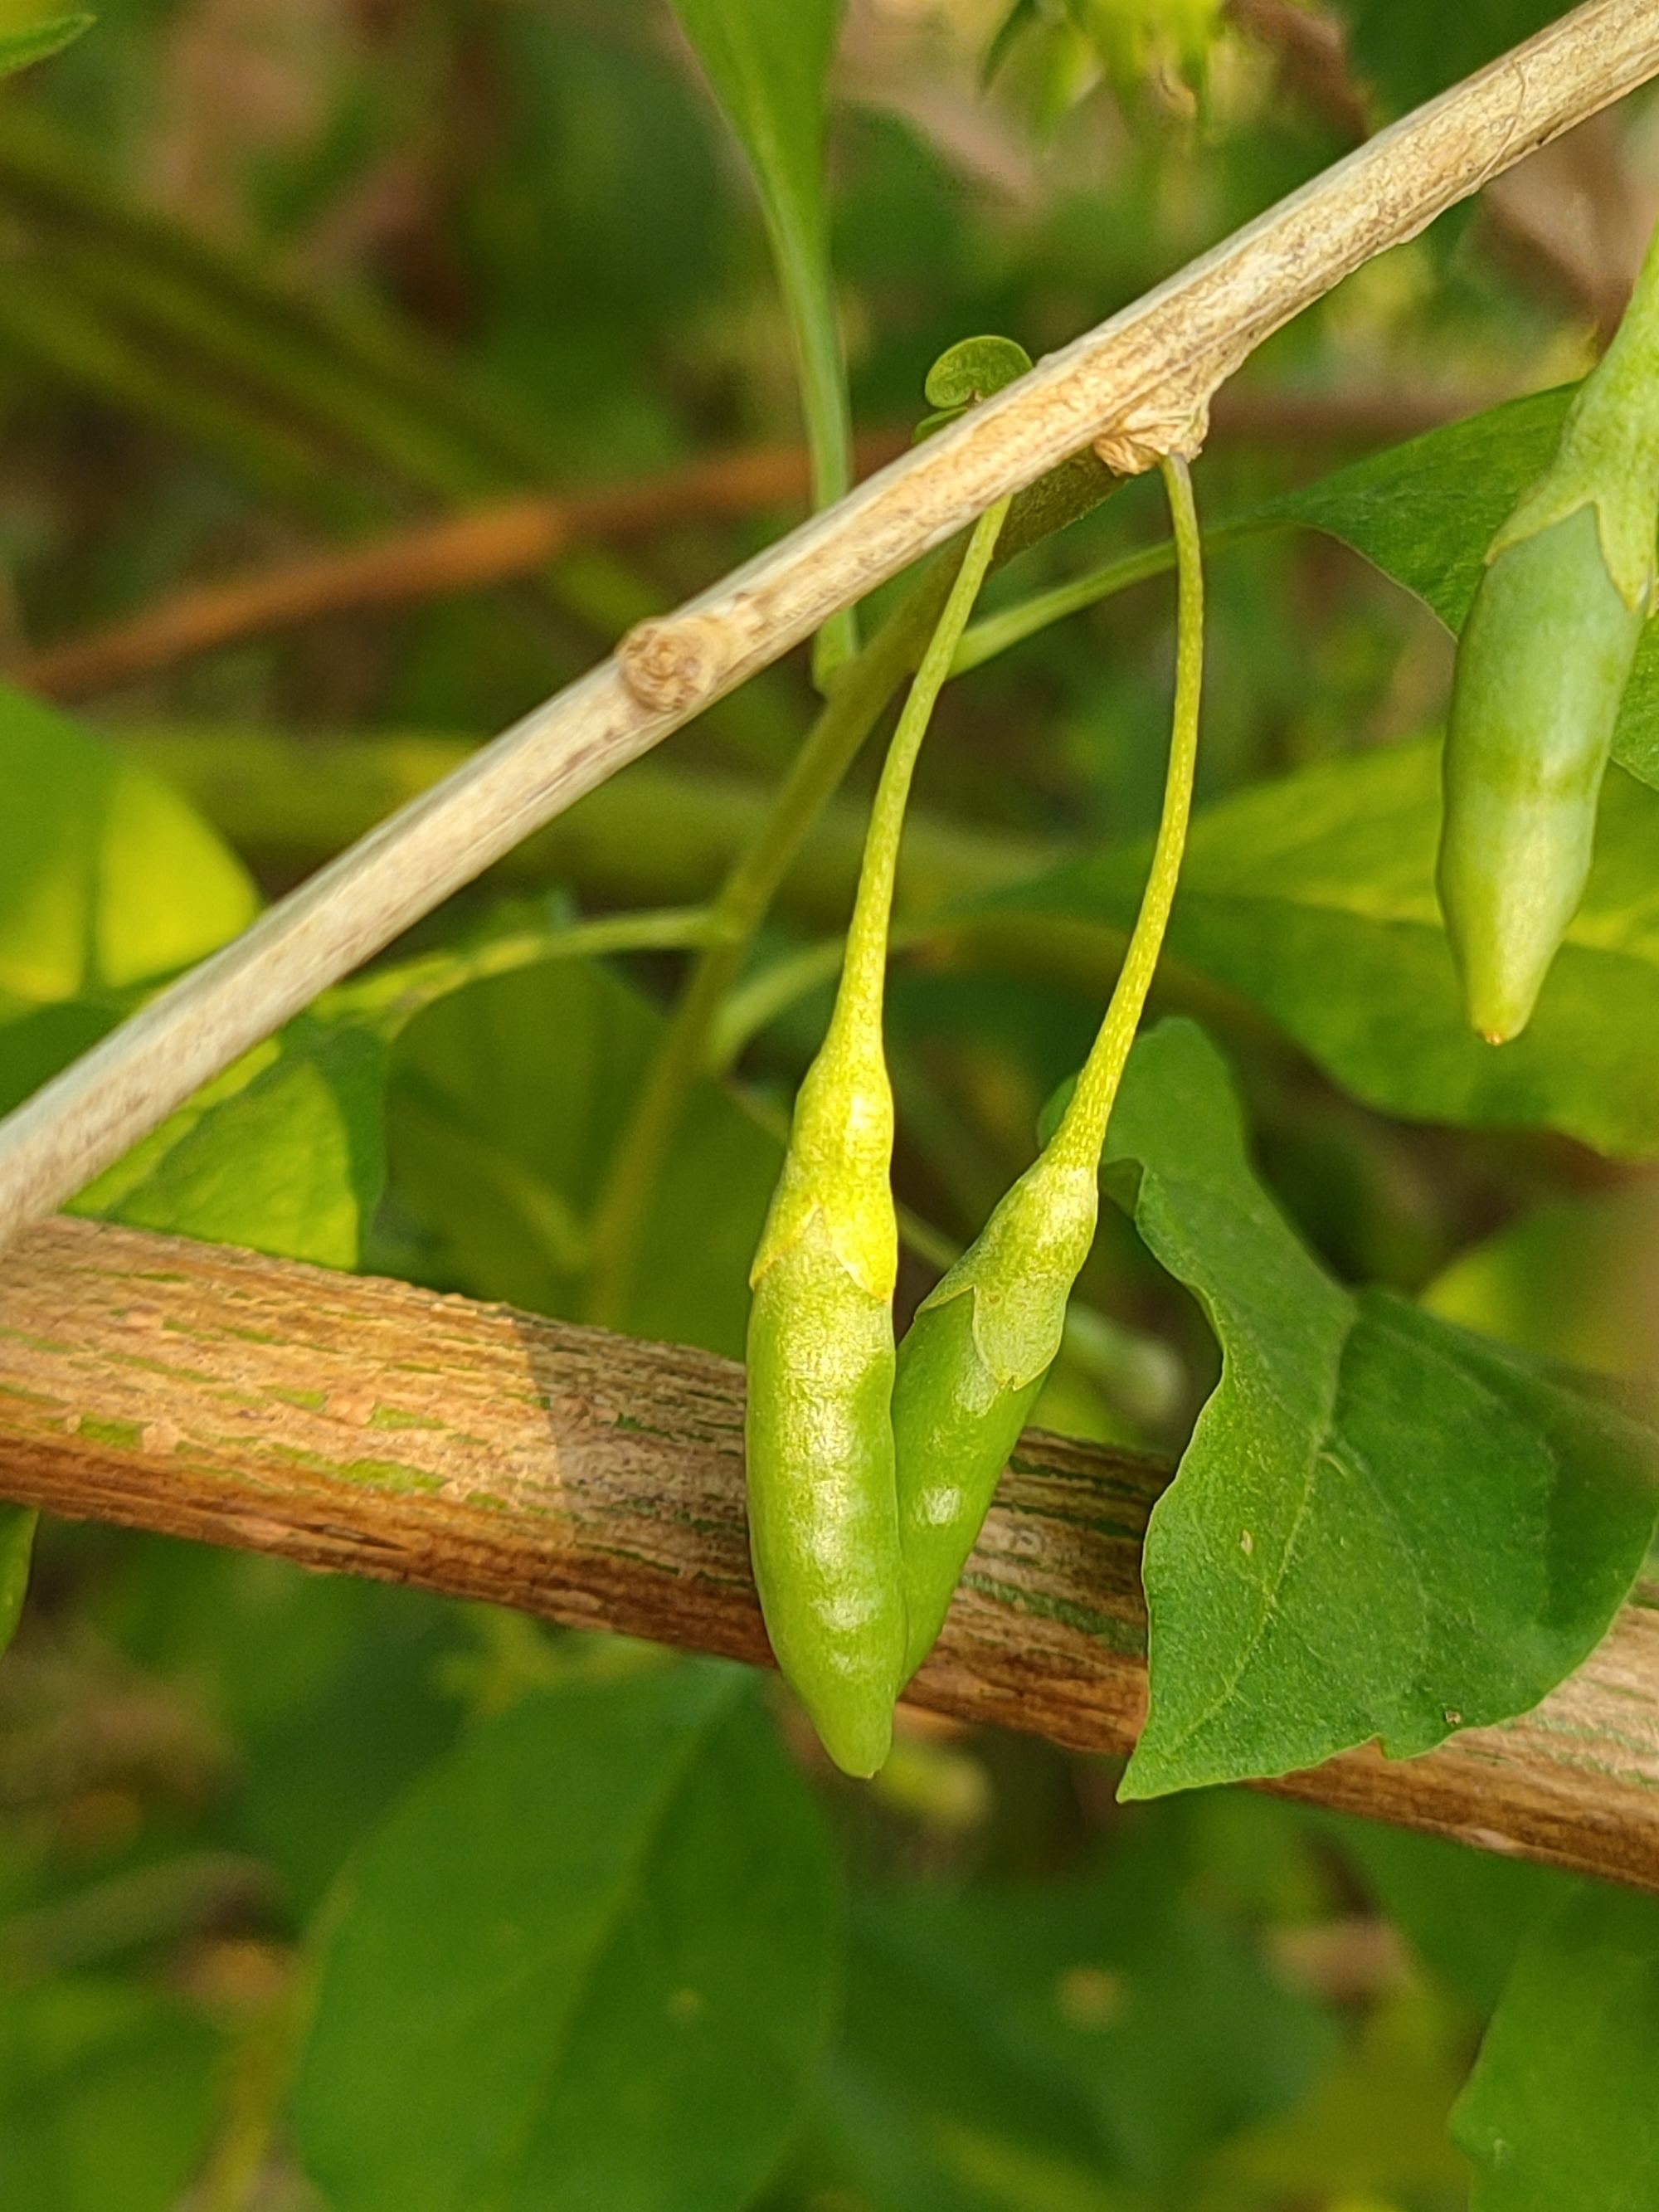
[
  {"x1": 1438, "y1": 505, "x2": 1644, "y2": 1044},
  {"x1": 744, "y1": 485, "x2": 1012, "y2": 1776},
  {"x1": 746, "y1": 1029, "x2": 905, "y2": 1779},
  {"x1": 891, "y1": 452, "x2": 1207, "y2": 1686},
  {"x1": 746, "y1": 1218, "x2": 904, "y2": 1779},
  {"x1": 1437, "y1": 212, "x2": 1659, "y2": 1044},
  {"x1": 892, "y1": 1148, "x2": 1097, "y2": 1681}
]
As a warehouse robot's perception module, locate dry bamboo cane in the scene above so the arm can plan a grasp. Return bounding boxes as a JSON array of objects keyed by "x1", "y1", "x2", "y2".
[{"x1": 2, "y1": 0, "x2": 1658, "y2": 1248}]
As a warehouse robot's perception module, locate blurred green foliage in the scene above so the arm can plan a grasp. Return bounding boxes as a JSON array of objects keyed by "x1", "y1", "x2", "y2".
[{"x1": 0, "y1": 0, "x2": 1657, "y2": 2205}]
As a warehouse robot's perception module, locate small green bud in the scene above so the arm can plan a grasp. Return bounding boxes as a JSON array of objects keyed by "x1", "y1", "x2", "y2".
[{"x1": 915, "y1": 334, "x2": 1033, "y2": 442}]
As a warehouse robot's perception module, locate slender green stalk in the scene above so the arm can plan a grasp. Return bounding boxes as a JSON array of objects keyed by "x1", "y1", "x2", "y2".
[
  {"x1": 953, "y1": 511, "x2": 1261, "y2": 676},
  {"x1": 888, "y1": 455, "x2": 1206, "y2": 1684},
  {"x1": 581, "y1": 562, "x2": 957, "y2": 1327},
  {"x1": 583, "y1": 451, "x2": 1121, "y2": 1328},
  {"x1": 770, "y1": 202, "x2": 858, "y2": 685},
  {"x1": 743, "y1": 495, "x2": 1010, "y2": 1776},
  {"x1": 829, "y1": 499, "x2": 1011, "y2": 1059},
  {"x1": 708, "y1": 918, "x2": 928, "y2": 1073},
  {"x1": 319, "y1": 906, "x2": 718, "y2": 1034},
  {"x1": 1046, "y1": 455, "x2": 1205, "y2": 1172}
]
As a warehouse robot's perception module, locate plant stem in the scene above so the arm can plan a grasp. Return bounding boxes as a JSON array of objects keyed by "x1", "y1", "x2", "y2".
[
  {"x1": 581, "y1": 452, "x2": 1136, "y2": 1330},
  {"x1": 1049, "y1": 454, "x2": 1205, "y2": 1170},
  {"x1": 953, "y1": 511, "x2": 1261, "y2": 675},
  {"x1": 581, "y1": 563, "x2": 956, "y2": 1326},
  {"x1": 319, "y1": 906, "x2": 718, "y2": 1035},
  {"x1": 825, "y1": 499, "x2": 1011, "y2": 1065},
  {"x1": 586, "y1": 505, "x2": 1009, "y2": 1328},
  {"x1": 768, "y1": 202, "x2": 859, "y2": 685}
]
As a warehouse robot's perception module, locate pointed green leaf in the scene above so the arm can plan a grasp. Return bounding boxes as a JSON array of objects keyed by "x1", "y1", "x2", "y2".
[
  {"x1": 1452, "y1": 1884, "x2": 1659, "y2": 2210},
  {"x1": 1097, "y1": 1021, "x2": 1658, "y2": 1797},
  {"x1": 0, "y1": 1504, "x2": 35, "y2": 1659},
  {"x1": 838, "y1": 1832, "x2": 1332, "y2": 2196},
  {"x1": 0, "y1": 684, "x2": 258, "y2": 1016},
  {"x1": 294, "y1": 1662, "x2": 840, "y2": 2212},
  {"x1": 1264, "y1": 388, "x2": 1570, "y2": 635},
  {"x1": 0, "y1": 13, "x2": 92, "y2": 80},
  {"x1": 1423, "y1": 1181, "x2": 1659, "y2": 1381},
  {"x1": 669, "y1": 0, "x2": 854, "y2": 677},
  {"x1": 385, "y1": 955, "x2": 782, "y2": 1357},
  {"x1": 12, "y1": 914, "x2": 662, "y2": 1277},
  {"x1": 71, "y1": 1016, "x2": 387, "y2": 1270}
]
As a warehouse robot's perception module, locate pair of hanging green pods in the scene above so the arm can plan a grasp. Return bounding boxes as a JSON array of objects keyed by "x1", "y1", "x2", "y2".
[
  {"x1": 1439, "y1": 217, "x2": 1659, "y2": 1045},
  {"x1": 747, "y1": 339, "x2": 1208, "y2": 1776}
]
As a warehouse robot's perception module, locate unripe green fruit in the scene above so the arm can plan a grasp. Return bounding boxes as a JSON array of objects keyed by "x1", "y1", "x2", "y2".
[
  {"x1": 745, "y1": 1220, "x2": 905, "y2": 1778},
  {"x1": 891, "y1": 1290, "x2": 1047, "y2": 1682},
  {"x1": 1438, "y1": 504, "x2": 1644, "y2": 1044}
]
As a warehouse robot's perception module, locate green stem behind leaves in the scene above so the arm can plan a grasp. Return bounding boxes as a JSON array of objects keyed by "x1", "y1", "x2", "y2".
[
  {"x1": 823, "y1": 499, "x2": 1010, "y2": 1065},
  {"x1": 581, "y1": 570, "x2": 954, "y2": 1328},
  {"x1": 1049, "y1": 454, "x2": 1205, "y2": 1170}
]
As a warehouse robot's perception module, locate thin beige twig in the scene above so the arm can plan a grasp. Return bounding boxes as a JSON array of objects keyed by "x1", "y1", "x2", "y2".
[{"x1": 2, "y1": 0, "x2": 1658, "y2": 1252}]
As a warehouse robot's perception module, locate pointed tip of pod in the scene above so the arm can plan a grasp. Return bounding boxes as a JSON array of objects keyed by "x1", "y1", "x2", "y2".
[
  {"x1": 1439, "y1": 870, "x2": 1559, "y2": 1046},
  {"x1": 1462, "y1": 987, "x2": 1536, "y2": 1049},
  {"x1": 816, "y1": 1705, "x2": 894, "y2": 1781},
  {"x1": 1454, "y1": 956, "x2": 1544, "y2": 1046}
]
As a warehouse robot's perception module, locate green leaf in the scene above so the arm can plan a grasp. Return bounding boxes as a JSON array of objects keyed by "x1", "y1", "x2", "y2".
[
  {"x1": 1451, "y1": 1884, "x2": 1659, "y2": 2210},
  {"x1": 0, "y1": 1505, "x2": 36, "y2": 1661},
  {"x1": 0, "y1": 1001, "x2": 121, "y2": 1120},
  {"x1": 776, "y1": 1804, "x2": 1332, "y2": 2211},
  {"x1": 1423, "y1": 1182, "x2": 1659, "y2": 1381},
  {"x1": 1264, "y1": 388, "x2": 1570, "y2": 635},
  {"x1": 95, "y1": 1539, "x2": 466, "y2": 1912},
  {"x1": 923, "y1": 334, "x2": 1033, "y2": 412},
  {"x1": 853, "y1": 1846, "x2": 1331, "y2": 2191},
  {"x1": 0, "y1": 683, "x2": 258, "y2": 1016},
  {"x1": 385, "y1": 956, "x2": 783, "y2": 1357},
  {"x1": 1019, "y1": 736, "x2": 1659, "y2": 1157},
  {"x1": 0, "y1": 1976, "x2": 218, "y2": 2212},
  {"x1": 0, "y1": 13, "x2": 92, "y2": 81},
  {"x1": 1332, "y1": 0, "x2": 1565, "y2": 114},
  {"x1": 22, "y1": 912, "x2": 659, "y2": 1274},
  {"x1": 294, "y1": 1661, "x2": 840, "y2": 2212},
  {"x1": 1194, "y1": 1981, "x2": 1475, "y2": 2210},
  {"x1": 1095, "y1": 1021, "x2": 1658, "y2": 1798},
  {"x1": 0, "y1": 691, "x2": 256, "y2": 1643},
  {"x1": 1261, "y1": 387, "x2": 1659, "y2": 791},
  {"x1": 71, "y1": 1015, "x2": 387, "y2": 1270},
  {"x1": 669, "y1": 0, "x2": 854, "y2": 680},
  {"x1": 1314, "y1": 1814, "x2": 1576, "y2": 2015}
]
